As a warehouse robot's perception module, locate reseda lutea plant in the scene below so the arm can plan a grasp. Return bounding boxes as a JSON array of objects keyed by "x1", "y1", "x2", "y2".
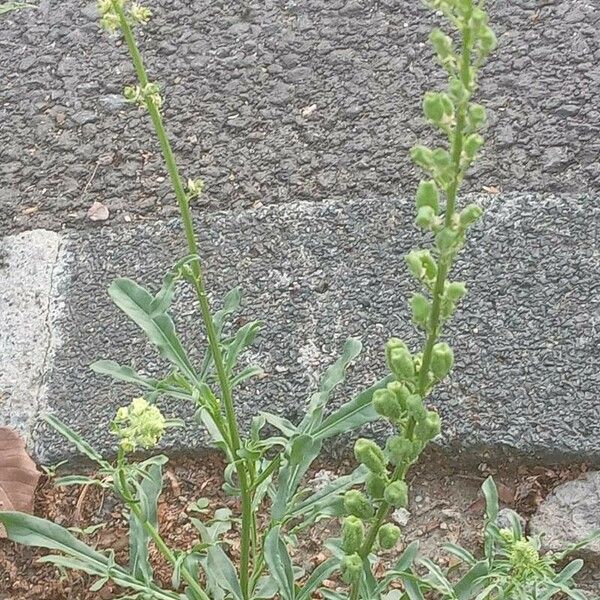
[{"x1": 1, "y1": 1, "x2": 592, "y2": 599}]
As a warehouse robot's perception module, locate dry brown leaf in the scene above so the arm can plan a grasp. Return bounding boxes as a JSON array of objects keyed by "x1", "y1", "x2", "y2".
[
  {"x1": 87, "y1": 201, "x2": 110, "y2": 221},
  {"x1": 0, "y1": 428, "x2": 40, "y2": 538}
]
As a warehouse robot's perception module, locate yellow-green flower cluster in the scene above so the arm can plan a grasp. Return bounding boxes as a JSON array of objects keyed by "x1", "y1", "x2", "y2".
[
  {"x1": 97, "y1": 0, "x2": 151, "y2": 32},
  {"x1": 112, "y1": 397, "x2": 166, "y2": 453}
]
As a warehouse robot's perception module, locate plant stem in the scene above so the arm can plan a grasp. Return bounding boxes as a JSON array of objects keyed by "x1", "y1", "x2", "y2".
[
  {"x1": 349, "y1": 13, "x2": 474, "y2": 600},
  {"x1": 113, "y1": 5, "x2": 254, "y2": 598},
  {"x1": 118, "y1": 469, "x2": 211, "y2": 600}
]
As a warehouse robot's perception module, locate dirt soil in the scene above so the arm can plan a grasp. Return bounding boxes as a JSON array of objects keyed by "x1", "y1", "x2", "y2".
[{"x1": 0, "y1": 450, "x2": 595, "y2": 599}]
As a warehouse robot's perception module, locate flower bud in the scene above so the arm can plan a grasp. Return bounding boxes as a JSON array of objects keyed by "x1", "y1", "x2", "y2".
[
  {"x1": 389, "y1": 347, "x2": 415, "y2": 381},
  {"x1": 341, "y1": 516, "x2": 364, "y2": 554},
  {"x1": 344, "y1": 489, "x2": 374, "y2": 519},
  {"x1": 468, "y1": 104, "x2": 487, "y2": 129},
  {"x1": 446, "y1": 281, "x2": 467, "y2": 303},
  {"x1": 354, "y1": 438, "x2": 387, "y2": 475},
  {"x1": 479, "y1": 26, "x2": 497, "y2": 55},
  {"x1": 415, "y1": 180, "x2": 440, "y2": 213},
  {"x1": 459, "y1": 203, "x2": 483, "y2": 227},
  {"x1": 387, "y1": 381, "x2": 410, "y2": 410},
  {"x1": 365, "y1": 473, "x2": 387, "y2": 500},
  {"x1": 340, "y1": 553, "x2": 363, "y2": 583},
  {"x1": 431, "y1": 343, "x2": 454, "y2": 379},
  {"x1": 464, "y1": 134, "x2": 484, "y2": 158},
  {"x1": 373, "y1": 389, "x2": 402, "y2": 421},
  {"x1": 406, "y1": 394, "x2": 426, "y2": 422},
  {"x1": 386, "y1": 436, "x2": 415, "y2": 466},
  {"x1": 410, "y1": 145, "x2": 433, "y2": 169},
  {"x1": 410, "y1": 293, "x2": 430, "y2": 327},
  {"x1": 424, "y1": 410, "x2": 442, "y2": 439},
  {"x1": 423, "y1": 92, "x2": 445, "y2": 122},
  {"x1": 384, "y1": 481, "x2": 409, "y2": 508},
  {"x1": 415, "y1": 206, "x2": 436, "y2": 230},
  {"x1": 378, "y1": 523, "x2": 401, "y2": 550}
]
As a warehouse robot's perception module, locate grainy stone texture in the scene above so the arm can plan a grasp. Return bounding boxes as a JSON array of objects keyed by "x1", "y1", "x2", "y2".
[
  {"x1": 531, "y1": 471, "x2": 600, "y2": 560},
  {"x1": 1, "y1": 0, "x2": 599, "y2": 235},
  {"x1": 0, "y1": 230, "x2": 62, "y2": 438},
  {"x1": 28, "y1": 193, "x2": 600, "y2": 464}
]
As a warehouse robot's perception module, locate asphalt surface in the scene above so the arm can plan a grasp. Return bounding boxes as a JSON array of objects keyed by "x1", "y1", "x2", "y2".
[
  {"x1": 1, "y1": 0, "x2": 599, "y2": 236},
  {"x1": 27, "y1": 193, "x2": 600, "y2": 465}
]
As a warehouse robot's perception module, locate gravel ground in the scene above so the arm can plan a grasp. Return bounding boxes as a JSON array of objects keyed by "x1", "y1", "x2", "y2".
[
  {"x1": 1, "y1": 0, "x2": 599, "y2": 235},
  {"x1": 24, "y1": 193, "x2": 600, "y2": 464}
]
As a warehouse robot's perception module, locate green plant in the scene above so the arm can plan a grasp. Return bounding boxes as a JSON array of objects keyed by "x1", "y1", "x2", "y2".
[
  {"x1": 410, "y1": 477, "x2": 599, "y2": 599},
  {"x1": 0, "y1": 1, "x2": 595, "y2": 599}
]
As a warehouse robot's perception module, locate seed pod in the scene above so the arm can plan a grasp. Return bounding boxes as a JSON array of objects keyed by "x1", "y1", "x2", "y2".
[
  {"x1": 449, "y1": 77, "x2": 469, "y2": 103},
  {"x1": 344, "y1": 489, "x2": 374, "y2": 519},
  {"x1": 386, "y1": 436, "x2": 415, "y2": 466},
  {"x1": 341, "y1": 516, "x2": 364, "y2": 554},
  {"x1": 415, "y1": 180, "x2": 440, "y2": 213},
  {"x1": 406, "y1": 394, "x2": 426, "y2": 422},
  {"x1": 354, "y1": 438, "x2": 387, "y2": 475},
  {"x1": 378, "y1": 523, "x2": 401, "y2": 550},
  {"x1": 424, "y1": 410, "x2": 442, "y2": 440},
  {"x1": 471, "y1": 7, "x2": 488, "y2": 30},
  {"x1": 385, "y1": 338, "x2": 408, "y2": 370},
  {"x1": 423, "y1": 92, "x2": 445, "y2": 122},
  {"x1": 410, "y1": 293, "x2": 430, "y2": 327},
  {"x1": 479, "y1": 26, "x2": 497, "y2": 54},
  {"x1": 384, "y1": 481, "x2": 409, "y2": 508},
  {"x1": 464, "y1": 134, "x2": 484, "y2": 158},
  {"x1": 431, "y1": 343, "x2": 454, "y2": 379},
  {"x1": 373, "y1": 389, "x2": 402, "y2": 421},
  {"x1": 429, "y1": 28, "x2": 453, "y2": 59},
  {"x1": 468, "y1": 104, "x2": 487, "y2": 129},
  {"x1": 365, "y1": 473, "x2": 387, "y2": 500},
  {"x1": 435, "y1": 227, "x2": 458, "y2": 253},
  {"x1": 387, "y1": 381, "x2": 410, "y2": 410},
  {"x1": 389, "y1": 347, "x2": 415, "y2": 381},
  {"x1": 459, "y1": 203, "x2": 483, "y2": 227},
  {"x1": 410, "y1": 145, "x2": 433, "y2": 169},
  {"x1": 340, "y1": 553, "x2": 363, "y2": 583},
  {"x1": 446, "y1": 281, "x2": 467, "y2": 303},
  {"x1": 416, "y1": 206, "x2": 436, "y2": 230},
  {"x1": 432, "y1": 148, "x2": 451, "y2": 168}
]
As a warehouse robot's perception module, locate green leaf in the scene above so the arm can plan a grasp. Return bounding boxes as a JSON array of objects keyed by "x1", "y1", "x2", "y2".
[
  {"x1": 260, "y1": 412, "x2": 297, "y2": 437},
  {"x1": 264, "y1": 527, "x2": 295, "y2": 600},
  {"x1": 444, "y1": 542, "x2": 477, "y2": 566},
  {"x1": 452, "y1": 561, "x2": 489, "y2": 599},
  {"x1": 300, "y1": 338, "x2": 362, "y2": 434},
  {"x1": 44, "y1": 415, "x2": 109, "y2": 467},
  {"x1": 232, "y1": 364, "x2": 264, "y2": 387},
  {"x1": 313, "y1": 375, "x2": 392, "y2": 441},
  {"x1": 129, "y1": 463, "x2": 163, "y2": 583},
  {"x1": 0, "y1": 2, "x2": 36, "y2": 14},
  {"x1": 419, "y1": 557, "x2": 453, "y2": 594},
  {"x1": 296, "y1": 557, "x2": 338, "y2": 600},
  {"x1": 224, "y1": 321, "x2": 261, "y2": 373},
  {"x1": 212, "y1": 287, "x2": 242, "y2": 337},
  {"x1": 108, "y1": 278, "x2": 199, "y2": 384},
  {"x1": 206, "y1": 544, "x2": 243, "y2": 600},
  {"x1": 91, "y1": 360, "x2": 159, "y2": 389},
  {"x1": 482, "y1": 476, "x2": 499, "y2": 523},
  {"x1": 54, "y1": 475, "x2": 103, "y2": 487}
]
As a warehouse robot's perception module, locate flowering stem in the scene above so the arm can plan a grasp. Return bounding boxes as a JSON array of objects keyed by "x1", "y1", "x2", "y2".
[
  {"x1": 112, "y1": 4, "x2": 254, "y2": 598},
  {"x1": 117, "y1": 469, "x2": 211, "y2": 600}
]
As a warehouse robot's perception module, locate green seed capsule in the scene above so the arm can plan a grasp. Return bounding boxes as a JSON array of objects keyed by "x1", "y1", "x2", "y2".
[
  {"x1": 406, "y1": 394, "x2": 426, "y2": 422},
  {"x1": 341, "y1": 516, "x2": 365, "y2": 554},
  {"x1": 415, "y1": 180, "x2": 440, "y2": 213},
  {"x1": 479, "y1": 26, "x2": 497, "y2": 54},
  {"x1": 423, "y1": 92, "x2": 445, "y2": 122},
  {"x1": 464, "y1": 134, "x2": 484, "y2": 158},
  {"x1": 387, "y1": 381, "x2": 410, "y2": 410},
  {"x1": 468, "y1": 104, "x2": 487, "y2": 128},
  {"x1": 424, "y1": 410, "x2": 442, "y2": 439},
  {"x1": 365, "y1": 473, "x2": 387, "y2": 500},
  {"x1": 416, "y1": 206, "x2": 436, "y2": 230},
  {"x1": 449, "y1": 78, "x2": 468, "y2": 103},
  {"x1": 354, "y1": 438, "x2": 387, "y2": 475},
  {"x1": 384, "y1": 481, "x2": 409, "y2": 508},
  {"x1": 389, "y1": 347, "x2": 415, "y2": 381},
  {"x1": 410, "y1": 145, "x2": 433, "y2": 169},
  {"x1": 431, "y1": 343, "x2": 454, "y2": 379},
  {"x1": 410, "y1": 293, "x2": 430, "y2": 326},
  {"x1": 459, "y1": 203, "x2": 483, "y2": 227},
  {"x1": 340, "y1": 553, "x2": 363, "y2": 583},
  {"x1": 446, "y1": 281, "x2": 467, "y2": 303},
  {"x1": 378, "y1": 523, "x2": 401, "y2": 550},
  {"x1": 344, "y1": 489, "x2": 374, "y2": 519},
  {"x1": 435, "y1": 227, "x2": 458, "y2": 253},
  {"x1": 429, "y1": 28, "x2": 453, "y2": 59},
  {"x1": 432, "y1": 148, "x2": 451, "y2": 168},
  {"x1": 373, "y1": 389, "x2": 402, "y2": 421},
  {"x1": 386, "y1": 436, "x2": 415, "y2": 466}
]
